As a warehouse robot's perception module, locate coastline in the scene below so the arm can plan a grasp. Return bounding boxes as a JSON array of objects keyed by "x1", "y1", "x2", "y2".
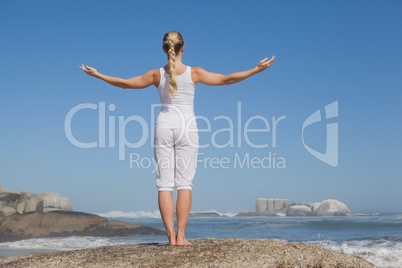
[{"x1": 0, "y1": 238, "x2": 375, "y2": 268}]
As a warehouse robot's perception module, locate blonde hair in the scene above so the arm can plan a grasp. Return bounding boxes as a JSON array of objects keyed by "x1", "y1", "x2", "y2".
[{"x1": 162, "y1": 31, "x2": 184, "y2": 98}]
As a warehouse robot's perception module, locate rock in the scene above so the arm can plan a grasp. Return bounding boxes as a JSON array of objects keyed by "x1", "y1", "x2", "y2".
[
  {"x1": 255, "y1": 198, "x2": 350, "y2": 217},
  {"x1": 256, "y1": 198, "x2": 295, "y2": 213},
  {"x1": 0, "y1": 191, "x2": 20, "y2": 210},
  {"x1": 312, "y1": 202, "x2": 321, "y2": 214},
  {"x1": 0, "y1": 183, "x2": 4, "y2": 192},
  {"x1": 0, "y1": 238, "x2": 376, "y2": 267},
  {"x1": 314, "y1": 199, "x2": 351, "y2": 216},
  {"x1": 255, "y1": 198, "x2": 268, "y2": 212},
  {"x1": 16, "y1": 191, "x2": 44, "y2": 214},
  {"x1": 0, "y1": 207, "x2": 17, "y2": 217},
  {"x1": 300, "y1": 202, "x2": 314, "y2": 208},
  {"x1": 0, "y1": 211, "x2": 165, "y2": 242},
  {"x1": 267, "y1": 198, "x2": 295, "y2": 213},
  {"x1": 0, "y1": 190, "x2": 72, "y2": 215},
  {"x1": 300, "y1": 202, "x2": 321, "y2": 214},
  {"x1": 40, "y1": 192, "x2": 73, "y2": 212},
  {"x1": 286, "y1": 205, "x2": 312, "y2": 216}
]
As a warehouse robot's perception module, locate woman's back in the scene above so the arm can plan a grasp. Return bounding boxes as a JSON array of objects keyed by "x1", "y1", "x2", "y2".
[
  {"x1": 158, "y1": 65, "x2": 195, "y2": 106},
  {"x1": 156, "y1": 65, "x2": 196, "y2": 129}
]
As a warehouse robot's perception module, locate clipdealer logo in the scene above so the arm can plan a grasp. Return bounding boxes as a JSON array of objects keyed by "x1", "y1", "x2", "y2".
[
  {"x1": 302, "y1": 101, "x2": 339, "y2": 167},
  {"x1": 64, "y1": 101, "x2": 339, "y2": 169}
]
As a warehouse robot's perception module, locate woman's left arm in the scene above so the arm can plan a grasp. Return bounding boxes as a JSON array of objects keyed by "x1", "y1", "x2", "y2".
[{"x1": 78, "y1": 65, "x2": 159, "y2": 89}]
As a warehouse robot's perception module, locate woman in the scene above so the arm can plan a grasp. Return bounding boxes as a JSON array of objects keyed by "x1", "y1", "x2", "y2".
[{"x1": 79, "y1": 31, "x2": 275, "y2": 246}]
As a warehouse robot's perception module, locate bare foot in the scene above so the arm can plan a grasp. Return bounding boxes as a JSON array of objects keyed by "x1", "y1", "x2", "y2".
[
  {"x1": 167, "y1": 231, "x2": 176, "y2": 246},
  {"x1": 176, "y1": 236, "x2": 192, "y2": 246}
]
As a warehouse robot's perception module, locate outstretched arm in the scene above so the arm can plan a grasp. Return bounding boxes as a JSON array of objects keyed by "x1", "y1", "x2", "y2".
[
  {"x1": 78, "y1": 65, "x2": 159, "y2": 89},
  {"x1": 192, "y1": 55, "x2": 276, "y2": 86}
]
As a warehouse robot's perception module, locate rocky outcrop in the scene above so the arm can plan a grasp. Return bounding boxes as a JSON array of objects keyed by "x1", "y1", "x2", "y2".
[
  {"x1": 286, "y1": 205, "x2": 312, "y2": 216},
  {"x1": 255, "y1": 198, "x2": 268, "y2": 212},
  {"x1": 0, "y1": 207, "x2": 17, "y2": 217},
  {"x1": 16, "y1": 191, "x2": 44, "y2": 214},
  {"x1": 0, "y1": 238, "x2": 375, "y2": 268},
  {"x1": 314, "y1": 199, "x2": 351, "y2": 216},
  {"x1": 40, "y1": 192, "x2": 73, "y2": 212},
  {"x1": 0, "y1": 191, "x2": 20, "y2": 210},
  {"x1": 0, "y1": 211, "x2": 165, "y2": 243},
  {"x1": 255, "y1": 198, "x2": 351, "y2": 216},
  {"x1": 0, "y1": 185, "x2": 72, "y2": 214},
  {"x1": 0, "y1": 184, "x2": 164, "y2": 242},
  {"x1": 300, "y1": 202, "x2": 321, "y2": 214},
  {"x1": 256, "y1": 198, "x2": 295, "y2": 214}
]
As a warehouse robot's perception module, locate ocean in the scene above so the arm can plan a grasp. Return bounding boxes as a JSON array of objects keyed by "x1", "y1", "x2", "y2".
[{"x1": 0, "y1": 211, "x2": 401, "y2": 267}]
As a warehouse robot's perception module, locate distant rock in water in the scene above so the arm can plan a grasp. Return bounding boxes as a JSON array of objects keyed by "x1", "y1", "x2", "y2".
[
  {"x1": 254, "y1": 197, "x2": 351, "y2": 216},
  {"x1": 0, "y1": 211, "x2": 164, "y2": 243},
  {"x1": 314, "y1": 199, "x2": 351, "y2": 216},
  {"x1": 256, "y1": 198, "x2": 295, "y2": 214},
  {"x1": 300, "y1": 202, "x2": 321, "y2": 215},
  {"x1": 286, "y1": 205, "x2": 312, "y2": 216}
]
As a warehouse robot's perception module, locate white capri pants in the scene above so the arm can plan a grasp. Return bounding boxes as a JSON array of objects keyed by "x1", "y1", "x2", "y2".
[{"x1": 154, "y1": 127, "x2": 199, "y2": 191}]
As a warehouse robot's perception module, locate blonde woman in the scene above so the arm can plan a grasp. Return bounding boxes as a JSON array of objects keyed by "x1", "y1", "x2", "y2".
[{"x1": 79, "y1": 31, "x2": 275, "y2": 246}]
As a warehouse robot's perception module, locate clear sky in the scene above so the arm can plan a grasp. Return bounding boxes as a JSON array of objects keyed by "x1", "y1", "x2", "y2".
[{"x1": 1, "y1": 0, "x2": 401, "y2": 214}]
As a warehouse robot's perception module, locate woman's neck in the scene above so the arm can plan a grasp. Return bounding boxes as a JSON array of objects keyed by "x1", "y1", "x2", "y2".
[{"x1": 165, "y1": 54, "x2": 186, "y2": 75}]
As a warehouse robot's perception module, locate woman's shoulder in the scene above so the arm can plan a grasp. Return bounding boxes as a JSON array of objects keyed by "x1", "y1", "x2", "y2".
[
  {"x1": 147, "y1": 69, "x2": 161, "y2": 79},
  {"x1": 190, "y1": 66, "x2": 208, "y2": 77},
  {"x1": 190, "y1": 66, "x2": 205, "y2": 75},
  {"x1": 143, "y1": 69, "x2": 161, "y2": 88}
]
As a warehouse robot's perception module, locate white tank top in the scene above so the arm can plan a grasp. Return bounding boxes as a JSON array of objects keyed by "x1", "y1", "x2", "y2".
[{"x1": 155, "y1": 66, "x2": 197, "y2": 129}]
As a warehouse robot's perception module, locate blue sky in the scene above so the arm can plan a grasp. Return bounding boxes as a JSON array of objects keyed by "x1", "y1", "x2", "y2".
[{"x1": 1, "y1": 0, "x2": 401, "y2": 214}]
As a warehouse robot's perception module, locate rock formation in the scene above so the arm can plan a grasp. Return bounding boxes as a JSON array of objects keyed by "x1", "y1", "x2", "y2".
[
  {"x1": 40, "y1": 192, "x2": 73, "y2": 212},
  {"x1": 314, "y1": 199, "x2": 351, "y2": 216},
  {"x1": 0, "y1": 211, "x2": 164, "y2": 243},
  {"x1": 16, "y1": 191, "x2": 44, "y2": 214},
  {"x1": 286, "y1": 205, "x2": 312, "y2": 216},
  {"x1": 0, "y1": 184, "x2": 164, "y2": 242},
  {"x1": 255, "y1": 197, "x2": 351, "y2": 216},
  {"x1": 0, "y1": 184, "x2": 72, "y2": 215},
  {"x1": 0, "y1": 191, "x2": 20, "y2": 215},
  {"x1": 0, "y1": 238, "x2": 375, "y2": 267},
  {"x1": 256, "y1": 198, "x2": 295, "y2": 214}
]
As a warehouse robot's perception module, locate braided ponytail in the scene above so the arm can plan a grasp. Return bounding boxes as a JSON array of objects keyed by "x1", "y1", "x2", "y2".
[
  {"x1": 162, "y1": 31, "x2": 184, "y2": 98},
  {"x1": 167, "y1": 39, "x2": 177, "y2": 98}
]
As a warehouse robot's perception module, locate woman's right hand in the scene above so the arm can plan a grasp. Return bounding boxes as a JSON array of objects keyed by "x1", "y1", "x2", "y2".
[
  {"x1": 256, "y1": 55, "x2": 276, "y2": 72},
  {"x1": 78, "y1": 64, "x2": 100, "y2": 78}
]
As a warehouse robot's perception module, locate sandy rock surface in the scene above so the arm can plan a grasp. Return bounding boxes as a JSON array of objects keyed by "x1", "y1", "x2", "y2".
[{"x1": 0, "y1": 238, "x2": 375, "y2": 268}]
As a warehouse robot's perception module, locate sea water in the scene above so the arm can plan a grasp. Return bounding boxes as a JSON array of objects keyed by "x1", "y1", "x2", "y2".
[{"x1": 0, "y1": 211, "x2": 401, "y2": 267}]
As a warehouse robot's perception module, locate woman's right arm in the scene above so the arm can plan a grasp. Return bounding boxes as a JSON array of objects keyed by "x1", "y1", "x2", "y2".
[
  {"x1": 78, "y1": 64, "x2": 159, "y2": 89},
  {"x1": 192, "y1": 55, "x2": 275, "y2": 86}
]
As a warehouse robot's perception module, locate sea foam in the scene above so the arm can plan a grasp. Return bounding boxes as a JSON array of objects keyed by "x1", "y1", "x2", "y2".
[
  {"x1": 96, "y1": 210, "x2": 161, "y2": 219},
  {"x1": 309, "y1": 238, "x2": 402, "y2": 268},
  {"x1": 0, "y1": 236, "x2": 128, "y2": 251},
  {"x1": 95, "y1": 210, "x2": 237, "y2": 219}
]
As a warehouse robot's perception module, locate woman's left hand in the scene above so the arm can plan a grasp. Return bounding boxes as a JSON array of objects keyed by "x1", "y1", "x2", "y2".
[{"x1": 78, "y1": 64, "x2": 100, "y2": 78}]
